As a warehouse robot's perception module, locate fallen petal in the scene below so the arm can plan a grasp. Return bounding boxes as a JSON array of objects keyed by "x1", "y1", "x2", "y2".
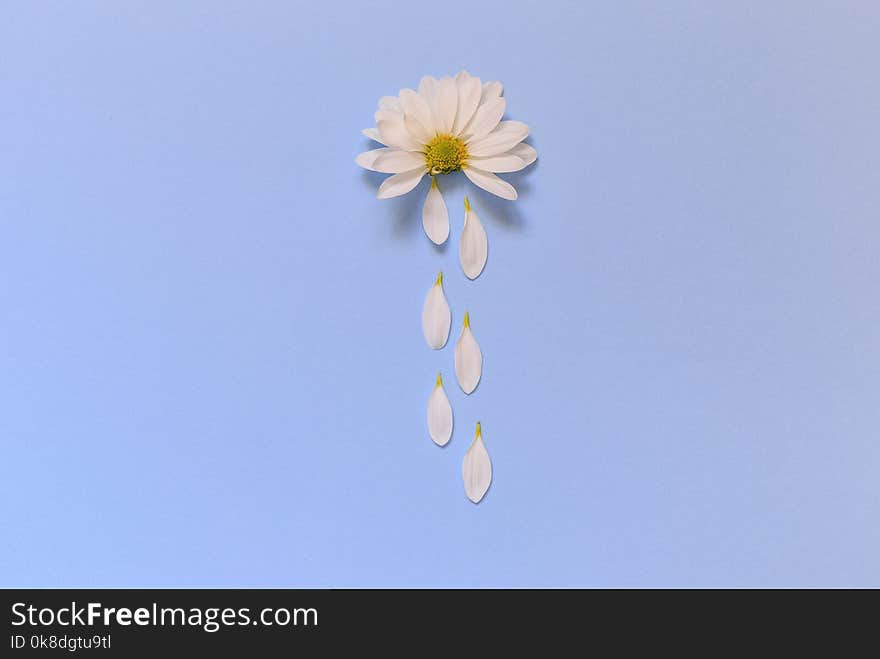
[
  {"x1": 421, "y1": 271, "x2": 451, "y2": 349},
  {"x1": 454, "y1": 311, "x2": 482, "y2": 394},
  {"x1": 422, "y1": 177, "x2": 449, "y2": 245},
  {"x1": 462, "y1": 421, "x2": 492, "y2": 503},
  {"x1": 427, "y1": 372, "x2": 453, "y2": 446},
  {"x1": 459, "y1": 197, "x2": 488, "y2": 280}
]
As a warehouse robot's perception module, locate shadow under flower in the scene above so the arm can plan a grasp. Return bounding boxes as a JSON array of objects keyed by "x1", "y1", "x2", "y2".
[
  {"x1": 466, "y1": 186, "x2": 528, "y2": 231},
  {"x1": 463, "y1": 140, "x2": 538, "y2": 231},
  {"x1": 359, "y1": 168, "x2": 423, "y2": 240}
]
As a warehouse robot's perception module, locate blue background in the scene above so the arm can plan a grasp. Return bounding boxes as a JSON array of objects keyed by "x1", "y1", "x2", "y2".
[{"x1": 2, "y1": 1, "x2": 879, "y2": 587}]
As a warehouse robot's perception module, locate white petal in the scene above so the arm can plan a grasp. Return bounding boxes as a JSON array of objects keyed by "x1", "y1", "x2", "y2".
[
  {"x1": 361, "y1": 127, "x2": 386, "y2": 144},
  {"x1": 459, "y1": 198, "x2": 488, "y2": 279},
  {"x1": 468, "y1": 154, "x2": 526, "y2": 173},
  {"x1": 481, "y1": 81, "x2": 503, "y2": 102},
  {"x1": 418, "y1": 75, "x2": 438, "y2": 104},
  {"x1": 377, "y1": 167, "x2": 426, "y2": 199},
  {"x1": 433, "y1": 76, "x2": 458, "y2": 134},
  {"x1": 379, "y1": 96, "x2": 402, "y2": 112},
  {"x1": 377, "y1": 117, "x2": 422, "y2": 151},
  {"x1": 462, "y1": 96, "x2": 505, "y2": 142},
  {"x1": 509, "y1": 142, "x2": 537, "y2": 167},
  {"x1": 355, "y1": 147, "x2": 390, "y2": 171},
  {"x1": 374, "y1": 108, "x2": 402, "y2": 124},
  {"x1": 427, "y1": 373, "x2": 453, "y2": 446},
  {"x1": 462, "y1": 422, "x2": 491, "y2": 503},
  {"x1": 421, "y1": 272, "x2": 451, "y2": 349},
  {"x1": 463, "y1": 167, "x2": 517, "y2": 201},
  {"x1": 399, "y1": 88, "x2": 436, "y2": 144},
  {"x1": 372, "y1": 149, "x2": 425, "y2": 174},
  {"x1": 454, "y1": 312, "x2": 482, "y2": 394},
  {"x1": 422, "y1": 177, "x2": 449, "y2": 245},
  {"x1": 467, "y1": 121, "x2": 529, "y2": 157},
  {"x1": 453, "y1": 74, "x2": 483, "y2": 135},
  {"x1": 405, "y1": 116, "x2": 432, "y2": 145}
]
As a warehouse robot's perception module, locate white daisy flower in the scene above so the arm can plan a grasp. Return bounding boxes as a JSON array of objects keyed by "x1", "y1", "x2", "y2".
[{"x1": 357, "y1": 71, "x2": 537, "y2": 245}]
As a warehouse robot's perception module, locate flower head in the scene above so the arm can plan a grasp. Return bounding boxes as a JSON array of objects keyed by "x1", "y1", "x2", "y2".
[
  {"x1": 424, "y1": 134, "x2": 468, "y2": 175},
  {"x1": 357, "y1": 72, "x2": 537, "y2": 244}
]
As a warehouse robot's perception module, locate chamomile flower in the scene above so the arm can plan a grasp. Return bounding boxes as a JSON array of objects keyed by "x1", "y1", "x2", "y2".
[{"x1": 357, "y1": 71, "x2": 537, "y2": 245}]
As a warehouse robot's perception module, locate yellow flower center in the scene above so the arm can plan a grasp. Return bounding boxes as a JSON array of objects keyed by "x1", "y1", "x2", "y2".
[{"x1": 424, "y1": 134, "x2": 468, "y2": 175}]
